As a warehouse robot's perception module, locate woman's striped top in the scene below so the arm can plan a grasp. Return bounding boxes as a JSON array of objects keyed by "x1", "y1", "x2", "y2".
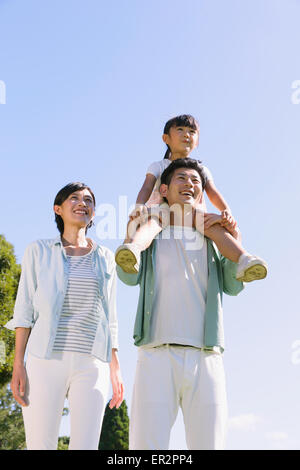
[{"x1": 53, "y1": 250, "x2": 102, "y2": 355}]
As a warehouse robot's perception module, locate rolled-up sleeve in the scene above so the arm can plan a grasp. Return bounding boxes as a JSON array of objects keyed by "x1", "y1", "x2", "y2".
[
  {"x1": 116, "y1": 265, "x2": 140, "y2": 286},
  {"x1": 221, "y1": 257, "x2": 244, "y2": 296},
  {"x1": 5, "y1": 243, "x2": 37, "y2": 330}
]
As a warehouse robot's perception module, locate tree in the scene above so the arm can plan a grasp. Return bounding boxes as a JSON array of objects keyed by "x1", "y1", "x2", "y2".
[
  {"x1": 0, "y1": 384, "x2": 26, "y2": 450},
  {"x1": 57, "y1": 435, "x2": 70, "y2": 450},
  {"x1": 0, "y1": 235, "x2": 21, "y2": 386},
  {"x1": 99, "y1": 400, "x2": 129, "y2": 450}
]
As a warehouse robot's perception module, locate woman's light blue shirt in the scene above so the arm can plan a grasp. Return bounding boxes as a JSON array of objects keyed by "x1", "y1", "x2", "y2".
[{"x1": 5, "y1": 236, "x2": 118, "y2": 362}]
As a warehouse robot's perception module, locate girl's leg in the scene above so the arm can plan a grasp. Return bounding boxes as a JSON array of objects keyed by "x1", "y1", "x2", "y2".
[
  {"x1": 68, "y1": 353, "x2": 110, "y2": 450},
  {"x1": 22, "y1": 352, "x2": 69, "y2": 450},
  {"x1": 204, "y1": 224, "x2": 244, "y2": 263},
  {"x1": 125, "y1": 216, "x2": 163, "y2": 250},
  {"x1": 203, "y1": 224, "x2": 267, "y2": 282},
  {"x1": 115, "y1": 206, "x2": 169, "y2": 274}
]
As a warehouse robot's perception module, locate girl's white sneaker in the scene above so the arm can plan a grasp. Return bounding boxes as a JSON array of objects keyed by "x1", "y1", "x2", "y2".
[
  {"x1": 115, "y1": 243, "x2": 141, "y2": 274},
  {"x1": 236, "y1": 254, "x2": 268, "y2": 282}
]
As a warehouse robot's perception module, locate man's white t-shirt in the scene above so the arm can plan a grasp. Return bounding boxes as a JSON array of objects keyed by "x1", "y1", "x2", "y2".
[
  {"x1": 146, "y1": 158, "x2": 213, "y2": 206},
  {"x1": 143, "y1": 226, "x2": 208, "y2": 349}
]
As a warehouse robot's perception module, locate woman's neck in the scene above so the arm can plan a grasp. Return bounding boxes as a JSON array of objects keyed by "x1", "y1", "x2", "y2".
[{"x1": 61, "y1": 227, "x2": 89, "y2": 248}]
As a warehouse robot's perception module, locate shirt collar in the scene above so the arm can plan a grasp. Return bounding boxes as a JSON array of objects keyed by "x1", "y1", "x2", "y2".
[
  {"x1": 50, "y1": 235, "x2": 97, "y2": 252},
  {"x1": 52, "y1": 236, "x2": 62, "y2": 246}
]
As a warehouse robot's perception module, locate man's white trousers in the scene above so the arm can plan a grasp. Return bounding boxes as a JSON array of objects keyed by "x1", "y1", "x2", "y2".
[
  {"x1": 22, "y1": 351, "x2": 110, "y2": 450},
  {"x1": 130, "y1": 345, "x2": 228, "y2": 450}
]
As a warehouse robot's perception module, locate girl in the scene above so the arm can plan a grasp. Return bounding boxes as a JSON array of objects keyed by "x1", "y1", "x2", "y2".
[
  {"x1": 115, "y1": 114, "x2": 267, "y2": 282},
  {"x1": 6, "y1": 182, "x2": 123, "y2": 450}
]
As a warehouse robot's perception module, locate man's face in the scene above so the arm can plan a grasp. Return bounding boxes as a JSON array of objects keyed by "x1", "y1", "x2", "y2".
[{"x1": 160, "y1": 167, "x2": 203, "y2": 208}]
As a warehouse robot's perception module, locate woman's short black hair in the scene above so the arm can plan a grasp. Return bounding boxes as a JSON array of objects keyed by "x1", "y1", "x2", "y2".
[
  {"x1": 163, "y1": 114, "x2": 200, "y2": 159},
  {"x1": 53, "y1": 182, "x2": 96, "y2": 236},
  {"x1": 160, "y1": 158, "x2": 206, "y2": 189}
]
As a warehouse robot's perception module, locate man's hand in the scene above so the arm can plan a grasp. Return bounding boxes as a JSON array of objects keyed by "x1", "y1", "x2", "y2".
[
  {"x1": 129, "y1": 204, "x2": 149, "y2": 221},
  {"x1": 203, "y1": 212, "x2": 241, "y2": 241}
]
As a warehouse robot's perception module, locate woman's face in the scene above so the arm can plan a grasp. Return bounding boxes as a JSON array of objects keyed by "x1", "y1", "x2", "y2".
[{"x1": 54, "y1": 189, "x2": 95, "y2": 231}]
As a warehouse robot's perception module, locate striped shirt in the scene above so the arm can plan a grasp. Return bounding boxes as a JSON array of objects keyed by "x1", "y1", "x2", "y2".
[{"x1": 53, "y1": 250, "x2": 102, "y2": 355}]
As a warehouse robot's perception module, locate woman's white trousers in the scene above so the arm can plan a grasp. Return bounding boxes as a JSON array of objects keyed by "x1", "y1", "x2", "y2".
[{"x1": 22, "y1": 351, "x2": 110, "y2": 450}]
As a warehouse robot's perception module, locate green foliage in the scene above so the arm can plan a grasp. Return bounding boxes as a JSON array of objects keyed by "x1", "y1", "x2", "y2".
[
  {"x1": 0, "y1": 235, "x2": 21, "y2": 386},
  {"x1": 99, "y1": 400, "x2": 129, "y2": 450},
  {"x1": 57, "y1": 436, "x2": 70, "y2": 450},
  {"x1": 0, "y1": 384, "x2": 26, "y2": 450}
]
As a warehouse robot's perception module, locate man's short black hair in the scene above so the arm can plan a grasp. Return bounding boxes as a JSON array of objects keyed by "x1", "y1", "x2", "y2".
[{"x1": 160, "y1": 158, "x2": 206, "y2": 189}]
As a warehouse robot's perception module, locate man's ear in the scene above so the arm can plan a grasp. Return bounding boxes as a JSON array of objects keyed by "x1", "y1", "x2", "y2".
[{"x1": 160, "y1": 183, "x2": 168, "y2": 199}]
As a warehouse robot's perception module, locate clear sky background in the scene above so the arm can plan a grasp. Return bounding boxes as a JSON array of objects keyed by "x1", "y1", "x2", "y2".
[{"x1": 1, "y1": 0, "x2": 300, "y2": 450}]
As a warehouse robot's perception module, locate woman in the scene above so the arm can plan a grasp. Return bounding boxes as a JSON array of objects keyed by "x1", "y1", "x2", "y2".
[{"x1": 5, "y1": 182, "x2": 123, "y2": 450}]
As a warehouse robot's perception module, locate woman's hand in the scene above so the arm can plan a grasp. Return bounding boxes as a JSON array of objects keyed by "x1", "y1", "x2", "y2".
[
  {"x1": 109, "y1": 349, "x2": 124, "y2": 409},
  {"x1": 10, "y1": 361, "x2": 28, "y2": 407}
]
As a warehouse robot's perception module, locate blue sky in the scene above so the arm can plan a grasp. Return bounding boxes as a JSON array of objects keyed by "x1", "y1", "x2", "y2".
[{"x1": 1, "y1": 0, "x2": 300, "y2": 450}]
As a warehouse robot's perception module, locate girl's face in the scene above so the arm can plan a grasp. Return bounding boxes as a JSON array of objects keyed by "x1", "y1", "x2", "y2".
[
  {"x1": 54, "y1": 189, "x2": 95, "y2": 231},
  {"x1": 163, "y1": 125, "x2": 199, "y2": 156}
]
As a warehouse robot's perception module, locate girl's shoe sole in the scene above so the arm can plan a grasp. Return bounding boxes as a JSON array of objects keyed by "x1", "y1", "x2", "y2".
[
  {"x1": 237, "y1": 264, "x2": 267, "y2": 282},
  {"x1": 115, "y1": 248, "x2": 139, "y2": 274}
]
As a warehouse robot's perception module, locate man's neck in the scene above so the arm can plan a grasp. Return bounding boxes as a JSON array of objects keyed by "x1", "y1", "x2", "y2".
[{"x1": 169, "y1": 204, "x2": 194, "y2": 228}]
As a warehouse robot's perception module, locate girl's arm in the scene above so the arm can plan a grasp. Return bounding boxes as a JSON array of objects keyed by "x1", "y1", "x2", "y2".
[
  {"x1": 10, "y1": 327, "x2": 31, "y2": 407},
  {"x1": 205, "y1": 180, "x2": 237, "y2": 229},
  {"x1": 204, "y1": 180, "x2": 232, "y2": 213},
  {"x1": 136, "y1": 174, "x2": 157, "y2": 205}
]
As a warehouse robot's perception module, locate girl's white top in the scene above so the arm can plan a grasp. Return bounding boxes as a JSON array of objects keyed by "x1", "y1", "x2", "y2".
[{"x1": 146, "y1": 158, "x2": 213, "y2": 206}]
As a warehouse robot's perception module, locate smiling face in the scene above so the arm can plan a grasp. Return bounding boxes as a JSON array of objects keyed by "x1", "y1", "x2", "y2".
[
  {"x1": 160, "y1": 167, "x2": 203, "y2": 208},
  {"x1": 162, "y1": 125, "x2": 199, "y2": 158},
  {"x1": 54, "y1": 188, "x2": 95, "y2": 232}
]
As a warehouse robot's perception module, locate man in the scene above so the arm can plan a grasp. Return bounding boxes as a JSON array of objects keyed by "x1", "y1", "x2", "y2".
[{"x1": 117, "y1": 158, "x2": 244, "y2": 450}]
